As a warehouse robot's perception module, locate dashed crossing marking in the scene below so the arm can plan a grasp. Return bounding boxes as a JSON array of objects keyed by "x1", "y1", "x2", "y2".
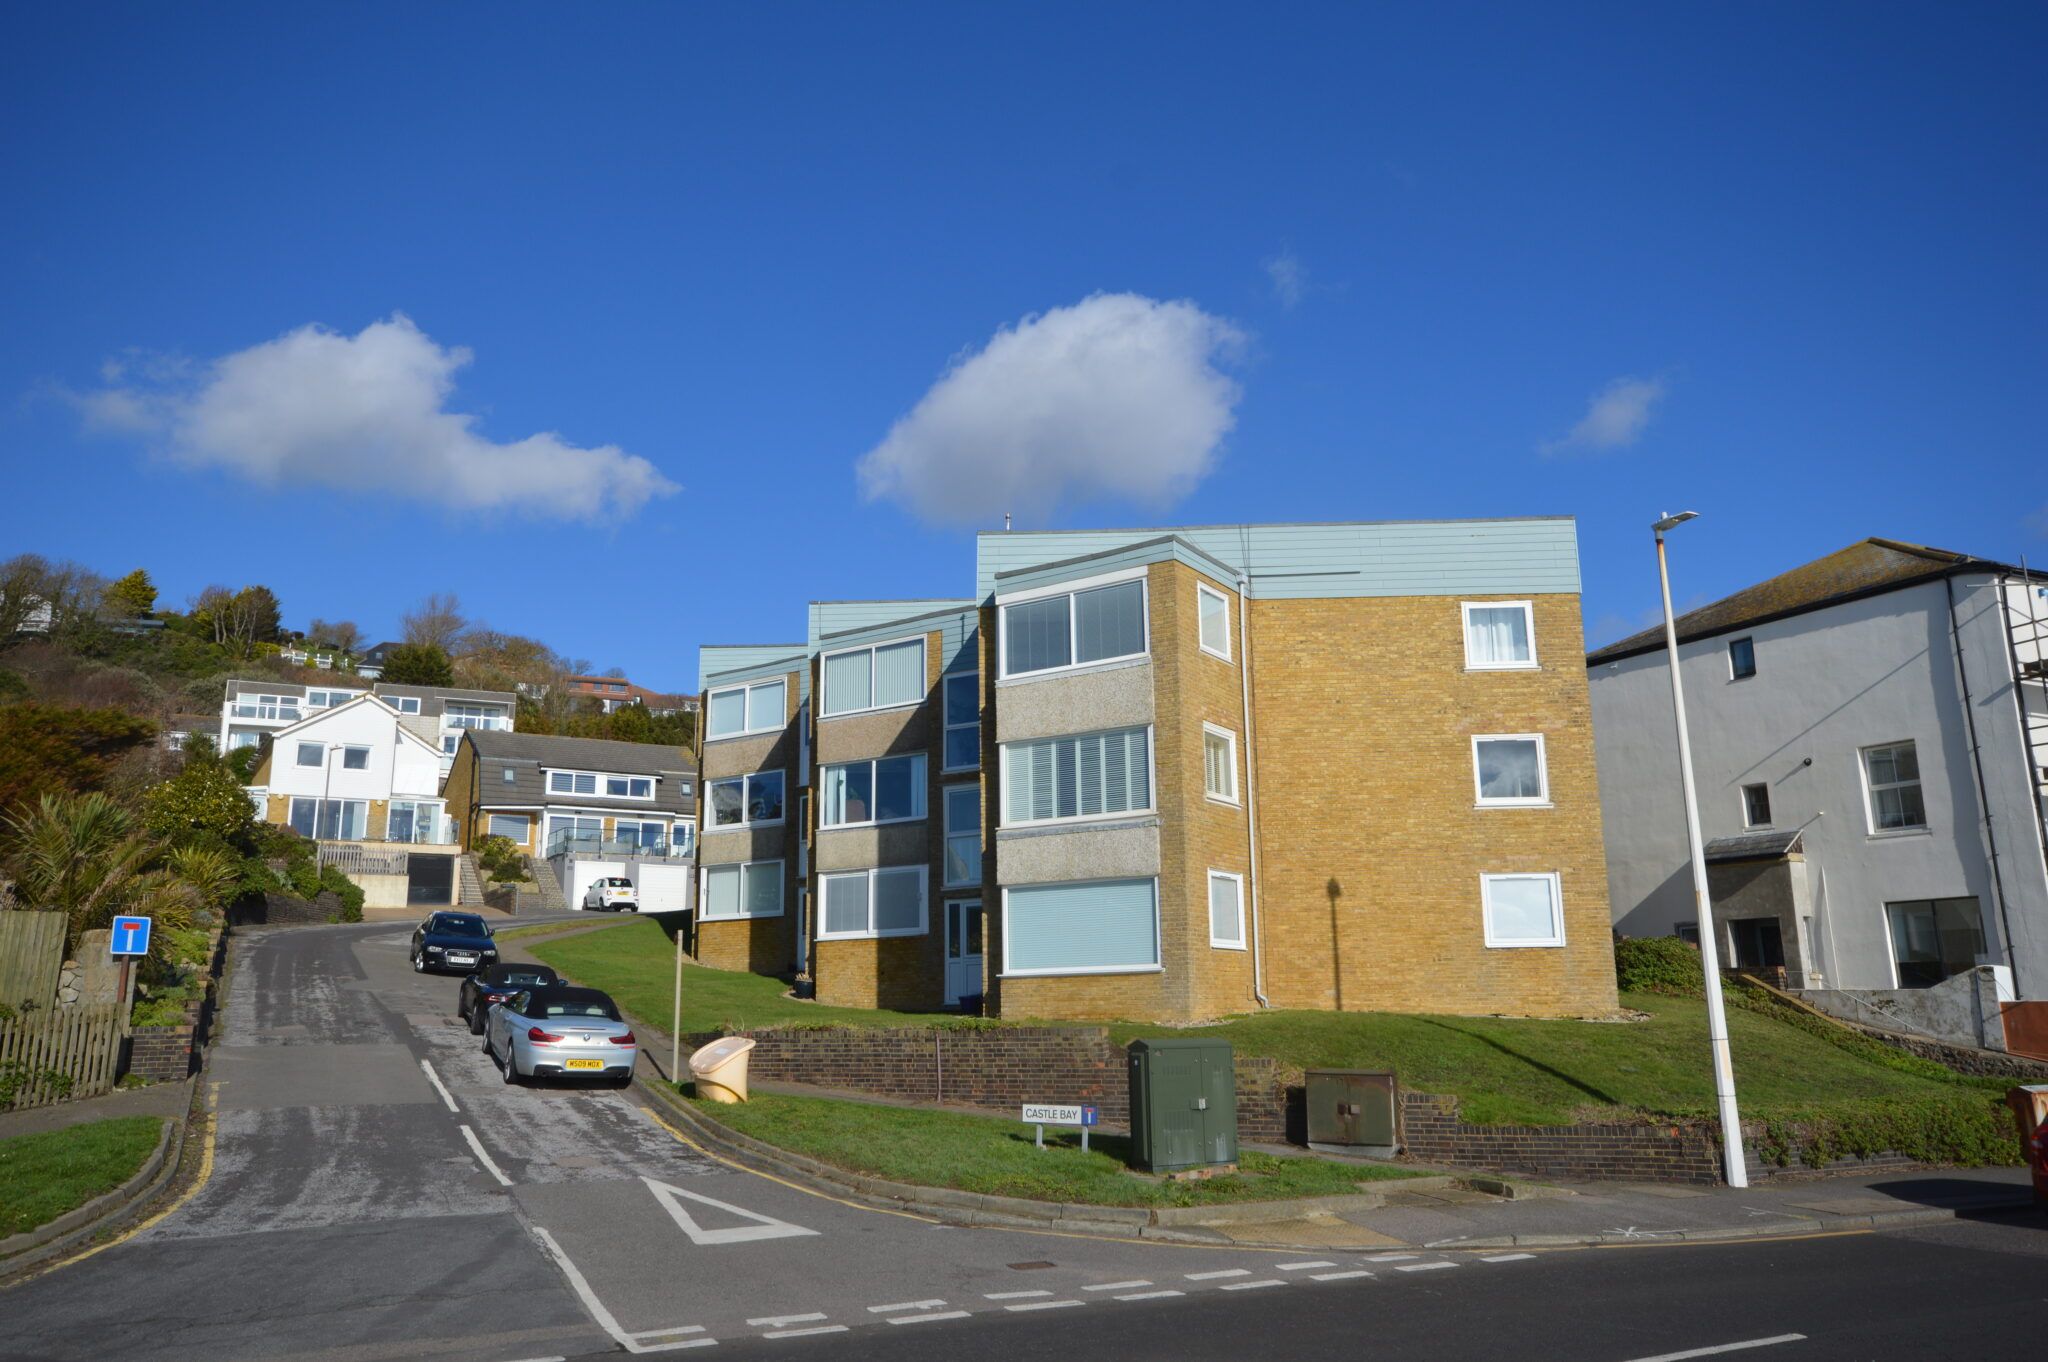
[
  {"x1": 461, "y1": 1125, "x2": 513, "y2": 1187},
  {"x1": 1220, "y1": 1279, "x2": 1287, "y2": 1291},
  {"x1": 748, "y1": 1315, "x2": 828, "y2": 1328},
  {"x1": 1116, "y1": 1290, "x2": 1184, "y2": 1301},
  {"x1": 1482, "y1": 1252, "x2": 1536, "y2": 1262},
  {"x1": 1084, "y1": 1280, "x2": 1152, "y2": 1292},
  {"x1": 1005, "y1": 1300, "x2": 1084, "y2": 1312},
  {"x1": 1623, "y1": 1337, "x2": 1807, "y2": 1362},
  {"x1": 868, "y1": 1301, "x2": 949, "y2": 1314},
  {"x1": 887, "y1": 1311, "x2": 971, "y2": 1325},
  {"x1": 1366, "y1": 1253, "x2": 1417, "y2": 1261},
  {"x1": 1396, "y1": 1262, "x2": 1457, "y2": 1273},
  {"x1": 984, "y1": 1290, "x2": 1052, "y2": 1300},
  {"x1": 762, "y1": 1326, "x2": 847, "y2": 1339},
  {"x1": 1186, "y1": 1268, "x2": 1251, "y2": 1280},
  {"x1": 1277, "y1": 1260, "x2": 1336, "y2": 1270},
  {"x1": 420, "y1": 1058, "x2": 459, "y2": 1112},
  {"x1": 1310, "y1": 1269, "x2": 1375, "y2": 1282}
]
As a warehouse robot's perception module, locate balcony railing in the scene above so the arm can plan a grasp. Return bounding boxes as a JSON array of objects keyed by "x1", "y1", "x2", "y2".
[
  {"x1": 231, "y1": 703, "x2": 300, "y2": 722},
  {"x1": 444, "y1": 714, "x2": 512, "y2": 731},
  {"x1": 546, "y1": 828, "x2": 695, "y2": 860}
]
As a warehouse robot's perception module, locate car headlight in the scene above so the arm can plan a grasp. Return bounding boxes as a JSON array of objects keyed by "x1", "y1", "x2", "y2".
[{"x1": 426, "y1": 945, "x2": 443, "y2": 953}]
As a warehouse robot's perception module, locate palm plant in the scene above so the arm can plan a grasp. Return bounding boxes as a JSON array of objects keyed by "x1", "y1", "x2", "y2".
[{"x1": 2, "y1": 792, "x2": 195, "y2": 967}]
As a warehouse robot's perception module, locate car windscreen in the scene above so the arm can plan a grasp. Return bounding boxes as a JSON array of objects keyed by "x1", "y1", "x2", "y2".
[
  {"x1": 530, "y1": 995, "x2": 621, "y2": 1020},
  {"x1": 434, "y1": 917, "x2": 490, "y2": 937}
]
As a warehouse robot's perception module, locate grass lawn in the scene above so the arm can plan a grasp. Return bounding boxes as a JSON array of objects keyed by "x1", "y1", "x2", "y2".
[
  {"x1": 688, "y1": 1091, "x2": 1416, "y2": 1206},
  {"x1": 530, "y1": 919, "x2": 943, "y2": 1034},
  {"x1": 0, "y1": 1117, "x2": 164, "y2": 1237}
]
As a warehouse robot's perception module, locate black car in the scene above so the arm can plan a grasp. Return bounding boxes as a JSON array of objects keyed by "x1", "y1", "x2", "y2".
[
  {"x1": 458, "y1": 962, "x2": 562, "y2": 1034},
  {"x1": 409, "y1": 911, "x2": 499, "y2": 975}
]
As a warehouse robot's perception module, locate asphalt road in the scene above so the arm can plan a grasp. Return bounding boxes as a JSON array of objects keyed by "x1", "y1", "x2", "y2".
[{"x1": 3, "y1": 922, "x2": 2044, "y2": 1362}]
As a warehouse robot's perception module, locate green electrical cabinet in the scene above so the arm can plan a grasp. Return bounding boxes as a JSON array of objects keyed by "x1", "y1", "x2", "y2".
[{"x1": 1127, "y1": 1037, "x2": 1238, "y2": 1172}]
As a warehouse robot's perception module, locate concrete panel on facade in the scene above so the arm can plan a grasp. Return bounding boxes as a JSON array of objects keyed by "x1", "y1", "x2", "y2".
[
  {"x1": 994, "y1": 661, "x2": 1154, "y2": 743},
  {"x1": 815, "y1": 704, "x2": 933, "y2": 762},
  {"x1": 815, "y1": 822, "x2": 933, "y2": 873},
  {"x1": 997, "y1": 820, "x2": 1161, "y2": 884},
  {"x1": 699, "y1": 727, "x2": 799, "y2": 781},
  {"x1": 699, "y1": 825, "x2": 789, "y2": 866}
]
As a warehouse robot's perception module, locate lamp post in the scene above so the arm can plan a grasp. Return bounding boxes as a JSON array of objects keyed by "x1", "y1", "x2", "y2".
[{"x1": 1653, "y1": 511, "x2": 1748, "y2": 1188}]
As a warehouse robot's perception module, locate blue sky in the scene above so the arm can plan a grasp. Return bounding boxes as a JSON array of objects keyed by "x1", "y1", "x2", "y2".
[{"x1": 3, "y1": 3, "x2": 2042, "y2": 687}]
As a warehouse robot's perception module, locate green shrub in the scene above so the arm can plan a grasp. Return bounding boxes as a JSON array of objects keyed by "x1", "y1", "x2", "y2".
[
  {"x1": 1615, "y1": 935, "x2": 1704, "y2": 996},
  {"x1": 1755, "y1": 1093, "x2": 2019, "y2": 1170},
  {"x1": 318, "y1": 864, "x2": 364, "y2": 922},
  {"x1": 477, "y1": 834, "x2": 529, "y2": 883}
]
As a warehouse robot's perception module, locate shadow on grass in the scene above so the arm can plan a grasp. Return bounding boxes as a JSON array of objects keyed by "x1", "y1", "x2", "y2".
[{"x1": 1417, "y1": 1018, "x2": 1624, "y2": 1112}]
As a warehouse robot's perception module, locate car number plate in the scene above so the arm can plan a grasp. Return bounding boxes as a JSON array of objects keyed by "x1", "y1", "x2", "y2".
[{"x1": 565, "y1": 1058, "x2": 604, "y2": 1071}]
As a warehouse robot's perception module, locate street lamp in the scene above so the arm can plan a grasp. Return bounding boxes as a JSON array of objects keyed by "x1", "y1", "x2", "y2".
[{"x1": 1653, "y1": 510, "x2": 1748, "y2": 1188}]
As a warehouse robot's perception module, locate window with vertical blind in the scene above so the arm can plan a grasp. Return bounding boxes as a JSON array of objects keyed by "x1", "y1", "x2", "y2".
[
  {"x1": 706, "y1": 678, "x2": 787, "y2": 739},
  {"x1": 1208, "y1": 871, "x2": 1245, "y2": 949},
  {"x1": 998, "y1": 574, "x2": 1149, "y2": 678},
  {"x1": 821, "y1": 637, "x2": 926, "y2": 716},
  {"x1": 701, "y1": 861, "x2": 783, "y2": 920},
  {"x1": 818, "y1": 866, "x2": 927, "y2": 939},
  {"x1": 1000, "y1": 726, "x2": 1152, "y2": 826},
  {"x1": 1003, "y1": 878, "x2": 1160, "y2": 975}
]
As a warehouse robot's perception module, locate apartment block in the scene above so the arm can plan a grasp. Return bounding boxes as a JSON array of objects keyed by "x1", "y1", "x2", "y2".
[{"x1": 693, "y1": 519, "x2": 1619, "y2": 1024}]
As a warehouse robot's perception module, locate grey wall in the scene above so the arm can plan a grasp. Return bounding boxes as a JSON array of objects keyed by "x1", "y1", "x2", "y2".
[{"x1": 1589, "y1": 575, "x2": 2048, "y2": 999}]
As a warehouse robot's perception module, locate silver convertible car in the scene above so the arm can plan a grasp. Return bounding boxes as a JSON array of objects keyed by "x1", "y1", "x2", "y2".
[{"x1": 482, "y1": 985, "x2": 637, "y2": 1087}]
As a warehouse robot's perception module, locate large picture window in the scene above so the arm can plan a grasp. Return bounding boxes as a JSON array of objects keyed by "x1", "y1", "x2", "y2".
[
  {"x1": 706, "y1": 678, "x2": 787, "y2": 739},
  {"x1": 1861, "y1": 741, "x2": 1927, "y2": 833},
  {"x1": 1481, "y1": 872, "x2": 1565, "y2": 948},
  {"x1": 943, "y1": 671, "x2": 980, "y2": 771},
  {"x1": 708, "y1": 771, "x2": 786, "y2": 828},
  {"x1": 1472, "y1": 735, "x2": 1548, "y2": 806},
  {"x1": 1003, "y1": 878, "x2": 1160, "y2": 976},
  {"x1": 287, "y1": 797, "x2": 367, "y2": 841},
  {"x1": 1462, "y1": 601, "x2": 1536, "y2": 670},
  {"x1": 1002, "y1": 726, "x2": 1151, "y2": 826},
  {"x1": 700, "y1": 861, "x2": 783, "y2": 920},
  {"x1": 822, "y1": 638, "x2": 926, "y2": 717},
  {"x1": 999, "y1": 577, "x2": 1148, "y2": 678},
  {"x1": 818, "y1": 866, "x2": 927, "y2": 939},
  {"x1": 1887, "y1": 897, "x2": 1984, "y2": 988},
  {"x1": 819, "y1": 754, "x2": 926, "y2": 827}
]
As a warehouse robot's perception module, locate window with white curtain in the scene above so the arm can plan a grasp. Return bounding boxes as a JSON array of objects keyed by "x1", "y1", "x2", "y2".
[
  {"x1": 944, "y1": 785, "x2": 980, "y2": 887},
  {"x1": 706, "y1": 678, "x2": 787, "y2": 739},
  {"x1": 818, "y1": 866, "x2": 927, "y2": 939},
  {"x1": 1002, "y1": 726, "x2": 1151, "y2": 825},
  {"x1": 700, "y1": 861, "x2": 782, "y2": 920},
  {"x1": 1202, "y1": 724, "x2": 1238, "y2": 804},
  {"x1": 999, "y1": 576, "x2": 1148, "y2": 678},
  {"x1": 1462, "y1": 601, "x2": 1537, "y2": 670},
  {"x1": 1482, "y1": 872, "x2": 1565, "y2": 947},
  {"x1": 821, "y1": 638, "x2": 925, "y2": 716},
  {"x1": 1197, "y1": 583, "x2": 1231, "y2": 660},
  {"x1": 943, "y1": 671, "x2": 980, "y2": 771},
  {"x1": 1472, "y1": 735, "x2": 1548, "y2": 805},
  {"x1": 819, "y1": 754, "x2": 925, "y2": 828}
]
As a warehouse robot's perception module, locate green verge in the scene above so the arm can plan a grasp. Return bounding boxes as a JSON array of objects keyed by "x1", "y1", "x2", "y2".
[
  {"x1": 0, "y1": 1117, "x2": 165, "y2": 1237},
  {"x1": 687, "y1": 1091, "x2": 1417, "y2": 1206}
]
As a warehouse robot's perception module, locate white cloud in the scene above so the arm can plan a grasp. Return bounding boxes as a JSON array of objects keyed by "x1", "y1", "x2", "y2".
[
  {"x1": 1543, "y1": 375, "x2": 1667, "y2": 455},
  {"x1": 855, "y1": 293, "x2": 1244, "y2": 526},
  {"x1": 1264, "y1": 250, "x2": 1306, "y2": 308},
  {"x1": 71, "y1": 315, "x2": 676, "y2": 521}
]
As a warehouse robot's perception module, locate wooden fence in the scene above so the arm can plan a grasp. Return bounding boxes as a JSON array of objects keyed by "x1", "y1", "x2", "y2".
[
  {"x1": 0, "y1": 1003, "x2": 126, "y2": 1108},
  {"x1": 0, "y1": 911, "x2": 66, "y2": 1008}
]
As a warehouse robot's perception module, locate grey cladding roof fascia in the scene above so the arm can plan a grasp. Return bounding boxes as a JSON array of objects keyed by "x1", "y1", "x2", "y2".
[
  {"x1": 991, "y1": 534, "x2": 1240, "y2": 596},
  {"x1": 699, "y1": 644, "x2": 806, "y2": 691},
  {"x1": 815, "y1": 603, "x2": 979, "y2": 652},
  {"x1": 701, "y1": 654, "x2": 808, "y2": 689},
  {"x1": 808, "y1": 599, "x2": 975, "y2": 651}
]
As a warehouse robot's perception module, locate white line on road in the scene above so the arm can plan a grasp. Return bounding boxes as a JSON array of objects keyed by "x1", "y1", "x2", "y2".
[
  {"x1": 762, "y1": 1326, "x2": 847, "y2": 1339},
  {"x1": 1115, "y1": 1290, "x2": 1185, "y2": 1301},
  {"x1": 461, "y1": 1124, "x2": 513, "y2": 1186},
  {"x1": 1005, "y1": 1300, "x2": 1084, "y2": 1312},
  {"x1": 631, "y1": 1327, "x2": 709, "y2": 1339},
  {"x1": 748, "y1": 1314, "x2": 828, "y2": 1328},
  {"x1": 420, "y1": 1058, "x2": 459, "y2": 1113},
  {"x1": 1623, "y1": 1336, "x2": 1807, "y2": 1362},
  {"x1": 1185, "y1": 1268, "x2": 1251, "y2": 1281},
  {"x1": 1276, "y1": 1260, "x2": 1336, "y2": 1270},
  {"x1": 529, "y1": 1226, "x2": 636, "y2": 1355},
  {"x1": 868, "y1": 1301, "x2": 949, "y2": 1314},
  {"x1": 1309, "y1": 1270, "x2": 1375, "y2": 1282},
  {"x1": 983, "y1": 1290, "x2": 1052, "y2": 1300},
  {"x1": 1366, "y1": 1253, "x2": 1417, "y2": 1261},
  {"x1": 1396, "y1": 1262, "x2": 1457, "y2": 1273},
  {"x1": 1083, "y1": 1280, "x2": 1152, "y2": 1292},
  {"x1": 1220, "y1": 1280, "x2": 1287, "y2": 1292},
  {"x1": 887, "y1": 1312, "x2": 972, "y2": 1326},
  {"x1": 1482, "y1": 1253, "x2": 1536, "y2": 1263}
]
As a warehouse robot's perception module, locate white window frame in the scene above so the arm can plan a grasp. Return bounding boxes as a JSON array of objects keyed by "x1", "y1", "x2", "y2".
[
  {"x1": 1201, "y1": 723, "x2": 1239, "y2": 805},
  {"x1": 340, "y1": 745, "x2": 370, "y2": 771},
  {"x1": 941, "y1": 669, "x2": 980, "y2": 773},
  {"x1": 699, "y1": 859, "x2": 784, "y2": 921},
  {"x1": 1207, "y1": 869, "x2": 1246, "y2": 950},
  {"x1": 999, "y1": 877, "x2": 1163, "y2": 978},
  {"x1": 1481, "y1": 872, "x2": 1566, "y2": 948},
  {"x1": 1471, "y1": 733, "x2": 1550, "y2": 808},
  {"x1": 295, "y1": 742, "x2": 324, "y2": 768},
  {"x1": 1461, "y1": 600, "x2": 1538, "y2": 671},
  {"x1": 603, "y1": 774, "x2": 656, "y2": 800},
  {"x1": 705, "y1": 677, "x2": 788, "y2": 741},
  {"x1": 995, "y1": 566, "x2": 1151, "y2": 681},
  {"x1": 546, "y1": 769, "x2": 600, "y2": 796},
  {"x1": 818, "y1": 754, "x2": 927, "y2": 830},
  {"x1": 706, "y1": 770, "x2": 788, "y2": 830},
  {"x1": 486, "y1": 813, "x2": 529, "y2": 843},
  {"x1": 1196, "y1": 581, "x2": 1232, "y2": 661},
  {"x1": 820, "y1": 634, "x2": 927, "y2": 719},
  {"x1": 816, "y1": 865, "x2": 929, "y2": 941},
  {"x1": 392, "y1": 695, "x2": 422, "y2": 714},
  {"x1": 1741, "y1": 782, "x2": 1773, "y2": 829},
  {"x1": 943, "y1": 784, "x2": 980, "y2": 888},
  {"x1": 1859, "y1": 739, "x2": 1929, "y2": 836},
  {"x1": 998, "y1": 724, "x2": 1157, "y2": 830}
]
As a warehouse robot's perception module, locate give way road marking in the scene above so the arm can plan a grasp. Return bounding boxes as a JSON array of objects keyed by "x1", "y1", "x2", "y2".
[{"x1": 641, "y1": 1175, "x2": 820, "y2": 1245}]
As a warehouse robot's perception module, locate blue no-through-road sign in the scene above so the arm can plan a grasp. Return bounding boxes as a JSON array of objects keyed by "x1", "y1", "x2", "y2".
[{"x1": 110, "y1": 915, "x2": 152, "y2": 957}]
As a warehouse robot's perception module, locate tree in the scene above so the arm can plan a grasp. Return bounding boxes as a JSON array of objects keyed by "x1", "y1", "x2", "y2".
[
  {"x1": 233, "y1": 585, "x2": 282, "y2": 646},
  {"x1": 1, "y1": 555, "x2": 103, "y2": 642},
  {"x1": 190, "y1": 584, "x2": 281, "y2": 658},
  {"x1": 104, "y1": 569, "x2": 157, "y2": 618},
  {"x1": 306, "y1": 617, "x2": 363, "y2": 653},
  {"x1": 143, "y1": 749, "x2": 261, "y2": 852},
  {"x1": 379, "y1": 642, "x2": 454, "y2": 687},
  {"x1": 0, "y1": 703, "x2": 156, "y2": 816},
  {"x1": 401, "y1": 593, "x2": 467, "y2": 651}
]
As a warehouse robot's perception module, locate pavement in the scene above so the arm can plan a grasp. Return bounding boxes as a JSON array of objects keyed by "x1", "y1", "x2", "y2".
[
  {"x1": 0, "y1": 1077, "x2": 191, "y2": 1140},
  {"x1": 1, "y1": 919, "x2": 2041, "y2": 1362}
]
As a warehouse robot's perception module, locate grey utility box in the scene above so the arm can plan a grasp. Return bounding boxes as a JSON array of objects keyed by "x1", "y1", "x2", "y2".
[
  {"x1": 1127, "y1": 1037, "x2": 1238, "y2": 1173},
  {"x1": 1305, "y1": 1069, "x2": 1399, "y2": 1157}
]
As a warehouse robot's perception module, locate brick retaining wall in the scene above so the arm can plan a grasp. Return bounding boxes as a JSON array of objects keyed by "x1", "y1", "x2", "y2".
[{"x1": 127, "y1": 999, "x2": 202, "y2": 1083}]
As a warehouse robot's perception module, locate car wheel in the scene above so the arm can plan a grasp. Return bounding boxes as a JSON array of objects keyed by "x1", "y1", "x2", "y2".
[
  {"x1": 468, "y1": 1008, "x2": 486, "y2": 1036},
  {"x1": 412, "y1": 951, "x2": 426, "y2": 973},
  {"x1": 481, "y1": 1025, "x2": 494, "y2": 1055},
  {"x1": 501, "y1": 1042, "x2": 520, "y2": 1085}
]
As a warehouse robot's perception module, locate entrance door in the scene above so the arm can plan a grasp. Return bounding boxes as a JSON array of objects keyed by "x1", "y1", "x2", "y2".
[
  {"x1": 1728, "y1": 917, "x2": 1784, "y2": 969},
  {"x1": 944, "y1": 899, "x2": 983, "y2": 1006}
]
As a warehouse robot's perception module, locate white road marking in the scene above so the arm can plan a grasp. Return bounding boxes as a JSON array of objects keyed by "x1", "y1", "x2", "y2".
[
  {"x1": 1005, "y1": 1300, "x2": 1084, "y2": 1312},
  {"x1": 1482, "y1": 1252, "x2": 1536, "y2": 1263},
  {"x1": 887, "y1": 1311, "x2": 971, "y2": 1325},
  {"x1": 1220, "y1": 1279, "x2": 1286, "y2": 1291},
  {"x1": 1186, "y1": 1268, "x2": 1251, "y2": 1281},
  {"x1": 1115, "y1": 1290, "x2": 1185, "y2": 1301},
  {"x1": 461, "y1": 1125, "x2": 513, "y2": 1186},
  {"x1": 420, "y1": 1058, "x2": 459, "y2": 1113},
  {"x1": 529, "y1": 1226, "x2": 638, "y2": 1355},
  {"x1": 762, "y1": 1326, "x2": 847, "y2": 1339},
  {"x1": 647, "y1": 1176, "x2": 819, "y2": 1246},
  {"x1": 1366, "y1": 1253, "x2": 1417, "y2": 1261},
  {"x1": 1309, "y1": 1270, "x2": 1375, "y2": 1282},
  {"x1": 1083, "y1": 1280, "x2": 1152, "y2": 1292},
  {"x1": 983, "y1": 1290, "x2": 1052, "y2": 1300},
  {"x1": 748, "y1": 1314, "x2": 828, "y2": 1328},
  {"x1": 1623, "y1": 1337, "x2": 1807, "y2": 1362},
  {"x1": 1276, "y1": 1260, "x2": 1336, "y2": 1270},
  {"x1": 868, "y1": 1301, "x2": 949, "y2": 1314},
  {"x1": 631, "y1": 1327, "x2": 709, "y2": 1339},
  {"x1": 1396, "y1": 1262, "x2": 1457, "y2": 1273}
]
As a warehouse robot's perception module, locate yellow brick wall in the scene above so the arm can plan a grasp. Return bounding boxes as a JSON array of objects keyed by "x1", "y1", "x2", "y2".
[
  {"x1": 696, "y1": 667, "x2": 802, "y2": 978},
  {"x1": 442, "y1": 739, "x2": 479, "y2": 848},
  {"x1": 1247, "y1": 592, "x2": 1618, "y2": 1017}
]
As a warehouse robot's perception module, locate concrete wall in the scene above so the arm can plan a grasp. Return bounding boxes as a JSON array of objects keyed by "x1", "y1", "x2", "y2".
[
  {"x1": 1802, "y1": 965, "x2": 2010, "y2": 1051},
  {"x1": 1589, "y1": 575, "x2": 2048, "y2": 999}
]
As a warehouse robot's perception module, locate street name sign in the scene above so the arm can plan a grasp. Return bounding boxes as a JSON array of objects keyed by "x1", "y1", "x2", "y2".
[{"x1": 1021, "y1": 1103, "x2": 1100, "y2": 1150}]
